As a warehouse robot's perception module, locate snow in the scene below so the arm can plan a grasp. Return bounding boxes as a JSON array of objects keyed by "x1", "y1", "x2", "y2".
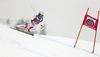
[{"x1": 0, "y1": 23, "x2": 100, "y2": 57}]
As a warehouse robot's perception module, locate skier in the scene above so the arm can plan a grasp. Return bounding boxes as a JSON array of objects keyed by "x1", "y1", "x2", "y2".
[{"x1": 16, "y1": 11, "x2": 44, "y2": 32}]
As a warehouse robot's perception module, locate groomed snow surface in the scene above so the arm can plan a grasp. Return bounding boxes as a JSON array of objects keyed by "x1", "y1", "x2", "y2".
[{"x1": 0, "y1": 23, "x2": 100, "y2": 57}]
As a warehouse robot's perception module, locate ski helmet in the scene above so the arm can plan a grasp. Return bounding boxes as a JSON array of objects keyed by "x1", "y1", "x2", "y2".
[{"x1": 38, "y1": 11, "x2": 44, "y2": 17}]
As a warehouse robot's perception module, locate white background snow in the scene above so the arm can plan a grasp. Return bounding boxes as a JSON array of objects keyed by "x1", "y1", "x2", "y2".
[{"x1": 0, "y1": 0, "x2": 100, "y2": 42}]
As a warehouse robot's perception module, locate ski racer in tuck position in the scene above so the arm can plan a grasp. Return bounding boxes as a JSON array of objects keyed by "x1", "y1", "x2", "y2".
[{"x1": 16, "y1": 11, "x2": 44, "y2": 32}]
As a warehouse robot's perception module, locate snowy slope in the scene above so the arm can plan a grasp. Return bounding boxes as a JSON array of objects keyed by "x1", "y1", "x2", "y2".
[{"x1": 0, "y1": 23, "x2": 100, "y2": 57}]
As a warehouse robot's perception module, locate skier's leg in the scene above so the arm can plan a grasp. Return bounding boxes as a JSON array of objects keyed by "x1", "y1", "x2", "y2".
[
  {"x1": 16, "y1": 23, "x2": 28, "y2": 29},
  {"x1": 28, "y1": 26, "x2": 36, "y2": 32}
]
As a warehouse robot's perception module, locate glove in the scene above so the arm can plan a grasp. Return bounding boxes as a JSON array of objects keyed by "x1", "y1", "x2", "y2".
[
  {"x1": 41, "y1": 25, "x2": 43, "y2": 30},
  {"x1": 33, "y1": 21, "x2": 35, "y2": 24}
]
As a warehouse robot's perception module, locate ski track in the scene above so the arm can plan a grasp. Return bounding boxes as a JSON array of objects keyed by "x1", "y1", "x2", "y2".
[
  {"x1": 37, "y1": 35, "x2": 100, "y2": 57},
  {"x1": 0, "y1": 34, "x2": 100, "y2": 57}
]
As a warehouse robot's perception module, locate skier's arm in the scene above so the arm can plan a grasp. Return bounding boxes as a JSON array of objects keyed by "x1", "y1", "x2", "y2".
[{"x1": 29, "y1": 15, "x2": 36, "y2": 24}]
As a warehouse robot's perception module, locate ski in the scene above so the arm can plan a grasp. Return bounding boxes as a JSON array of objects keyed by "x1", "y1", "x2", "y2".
[{"x1": 10, "y1": 27, "x2": 34, "y2": 36}]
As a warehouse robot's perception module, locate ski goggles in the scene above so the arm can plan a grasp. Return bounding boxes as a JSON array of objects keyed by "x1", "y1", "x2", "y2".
[{"x1": 39, "y1": 15, "x2": 44, "y2": 17}]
